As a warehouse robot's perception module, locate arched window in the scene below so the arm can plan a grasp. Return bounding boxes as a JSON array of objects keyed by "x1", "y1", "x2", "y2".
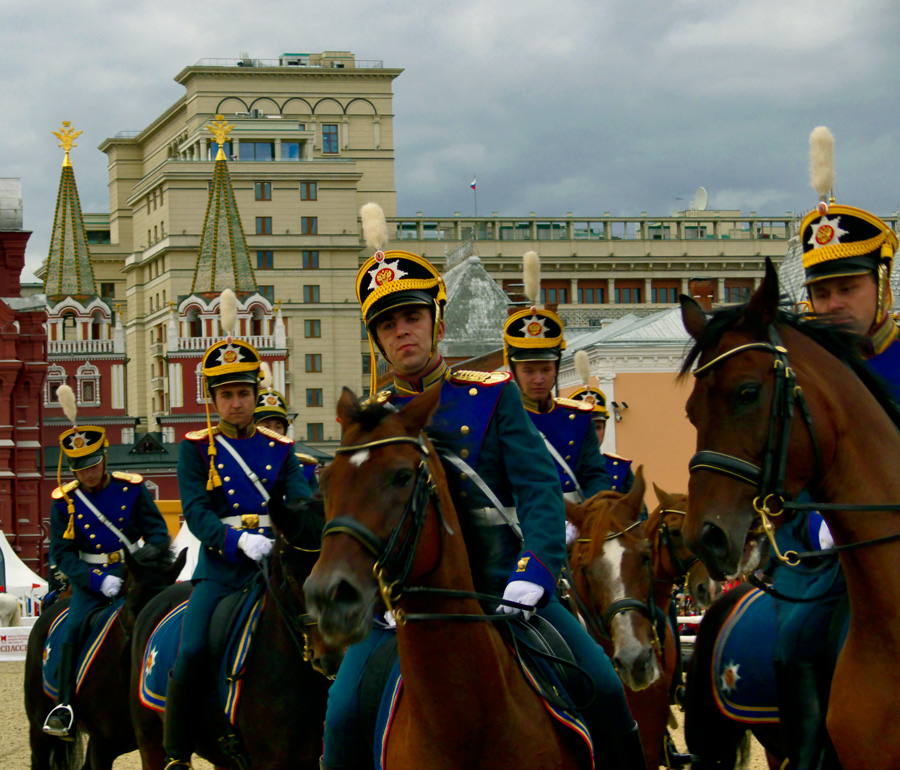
[
  {"x1": 44, "y1": 365, "x2": 68, "y2": 406},
  {"x1": 185, "y1": 306, "x2": 203, "y2": 338},
  {"x1": 143, "y1": 479, "x2": 160, "y2": 500},
  {"x1": 76, "y1": 363, "x2": 101, "y2": 407},
  {"x1": 249, "y1": 304, "x2": 266, "y2": 337},
  {"x1": 91, "y1": 310, "x2": 105, "y2": 341},
  {"x1": 195, "y1": 362, "x2": 211, "y2": 405},
  {"x1": 61, "y1": 312, "x2": 77, "y2": 341}
]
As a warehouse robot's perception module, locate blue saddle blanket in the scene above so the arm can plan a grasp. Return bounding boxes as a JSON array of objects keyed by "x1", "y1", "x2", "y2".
[
  {"x1": 712, "y1": 588, "x2": 779, "y2": 723},
  {"x1": 138, "y1": 584, "x2": 266, "y2": 724},
  {"x1": 372, "y1": 635, "x2": 594, "y2": 770},
  {"x1": 42, "y1": 601, "x2": 123, "y2": 699}
]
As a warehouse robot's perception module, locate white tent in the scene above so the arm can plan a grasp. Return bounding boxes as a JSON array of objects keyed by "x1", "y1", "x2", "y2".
[
  {"x1": 0, "y1": 530, "x2": 47, "y2": 598},
  {"x1": 171, "y1": 523, "x2": 201, "y2": 583}
]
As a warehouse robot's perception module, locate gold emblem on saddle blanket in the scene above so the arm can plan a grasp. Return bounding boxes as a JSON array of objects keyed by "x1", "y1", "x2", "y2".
[{"x1": 241, "y1": 514, "x2": 259, "y2": 529}]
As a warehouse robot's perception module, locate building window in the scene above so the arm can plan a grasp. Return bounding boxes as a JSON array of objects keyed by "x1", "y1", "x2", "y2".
[
  {"x1": 256, "y1": 216, "x2": 272, "y2": 235},
  {"x1": 100, "y1": 282, "x2": 115, "y2": 298},
  {"x1": 307, "y1": 423, "x2": 324, "y2": 441},
  {"x1": 255, "y1": 181, "x2": 272, "y2": 201},
  {"x1": 362, "y1": 354, "x2": 371, "y2": 375},
  {"x1": 302, "y1": 250, "x2": 319, "y2": 269},
  {"x1": 304, "y1": 319, "x2": 321, "y2": 338},
  {"x1": 45, "y1": 365, "x2": 68, "y2": 406},
  {"x1": 301, "y1": 217, "x2": 317, "y2": 235},
  {"x1": 256, "y1": 251, "x2": 274, "y2": 269},
  {"x1": 322, "y1": 124, "x2": 339, "y2": 154},
  {"x1": 303, "y1": 285, "x2": 320, "y2": 303},
  {"x1": 651, "y1": 286, "x2": 679, "y2": 303},
  {"x1": 75, "y1": 363, "x2": 101, "y2": 407},
  {"x1": 306, "y1": 388, "x2": 323, "y2": 407},
  {"x1": 614, "y1": 286, "x2": 643, "y2": 304},
  {"x1": 577, "y1": 286, "x2": 606, "y2": 304},
  {"x1": 300, "y1": 181, "x2": 317, "y2": 201},
  {"x1": 88, "y1": 230, "x2": 111, "y2": 245},
  {"x1": 540, "y1": 287, "x2": 569, "y2": 304},
  {"x1": 258, "y1": 285, "x2": 275, "y2": 303},
  {"x1": 196, "y1": 362, "x2": 211, "y2": 404},
  {"x1": 724, "y1": 280, "x2": 754, "y2": 304},
  {"x1": 211, "y1": 141, "x2": 232, "y2": 159},
  {"x1": 281, "y1": 141, "x2": 301, "y2": 160},
  {"x1": 305, "y1": 354, "x2": 322, "y2": 373},
  {"x1": 239, "y1": 141, "x2": 275, "y2": 161},
  {"x1": 361, "y1": 321, "x2": 368, "y2": 340}
]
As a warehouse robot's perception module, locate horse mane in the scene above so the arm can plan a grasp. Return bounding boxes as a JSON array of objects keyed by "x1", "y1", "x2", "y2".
[
  {"x1": 346, "y1": 398, "x2": 397, "y2": 434},
  {"x1": 131, "y1": 541, "x2": 176, "y2": 571},
  {"x1": 680, "y1": 304, "x2": 900, "y2": 432},
  {"x1": 577, "y1": 491, "x2": 649, "y2": 560}
]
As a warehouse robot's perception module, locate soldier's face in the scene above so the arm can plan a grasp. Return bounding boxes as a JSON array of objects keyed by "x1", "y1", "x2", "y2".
[
  {"x1": 257, "y1": 417, "x2": 287, "y2": 436},
  {"x1": 374, "y1": 306, "x2": 445, "y2": 378},
  {"x1": 75, "y1": 459, "x2": 106, "y2": 491},
  {"x1": 594, "y1": 419, "x2": 607, "y2": 446},
  {"x1": 513, "y1": 361, "x2": 557, "y2": 407},
  {"x1": 808, "y1": 273, "x2": 878, "y2": 336},
  {"x1": 213, "y1": 384, "x2": 257, "y2": 430}
]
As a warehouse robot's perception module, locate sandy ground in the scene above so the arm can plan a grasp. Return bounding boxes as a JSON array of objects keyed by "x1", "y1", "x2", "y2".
[{"x1": 2, "y1": 659, "x2": 769, "y2": 769}]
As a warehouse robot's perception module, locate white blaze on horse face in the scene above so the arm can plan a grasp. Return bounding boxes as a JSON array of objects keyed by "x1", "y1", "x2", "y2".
[{"x1": 349, "y1": 449, "x2": 370, "y2": 468}]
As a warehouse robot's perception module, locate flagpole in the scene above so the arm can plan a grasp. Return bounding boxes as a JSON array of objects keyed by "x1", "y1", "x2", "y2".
[{"x1": 472, "y1": 175, "x2": 478, "y2": 218}]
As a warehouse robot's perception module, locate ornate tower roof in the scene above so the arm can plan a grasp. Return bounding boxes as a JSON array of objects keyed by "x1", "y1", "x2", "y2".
[
  {"x1": 440, "y1": 254, "x2": 509, "y2": 359},
  {"x1": 44, "y1": 122, "x2": 97, "y2": 303},
  {"x1": 190, "y1": 115, "x2": 258, "y2": 295}
]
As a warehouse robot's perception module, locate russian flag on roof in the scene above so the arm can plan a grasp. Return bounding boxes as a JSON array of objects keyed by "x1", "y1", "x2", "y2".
[{"x1": 470, "y1": 178, "x2": 477, "y2": 190}]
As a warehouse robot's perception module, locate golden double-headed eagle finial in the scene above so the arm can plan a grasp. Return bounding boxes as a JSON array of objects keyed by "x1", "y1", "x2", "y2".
[
  {"x1": 52, "y1": 121, "x2": 83, "y2": 167},
  {"x1": 206, "y1": 114, "x2": 235, "y2": 160}
]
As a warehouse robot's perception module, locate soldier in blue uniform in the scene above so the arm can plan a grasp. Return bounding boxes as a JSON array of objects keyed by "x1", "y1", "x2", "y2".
[
  {"x1": 569, "y1": 386, "x2": 637, "y2": 496},
  {"x1": 319, "y1": 204, "x2": 644, "y2": 770},
  {"x1": 774, "y1": 128, "x2": 900, "y2": 770},
  {"x1": 163, "y1": 291, "x2": 313, "y2": 769},
  {"x1": 43, "y1": 385, "x2": 170, "y2": 738},
  {"x1": 501, "y1": 252, "x2": 612, "y2": 503},
  {"x1": 253, "y1": 365, "x2": 320, "y2": 491}
]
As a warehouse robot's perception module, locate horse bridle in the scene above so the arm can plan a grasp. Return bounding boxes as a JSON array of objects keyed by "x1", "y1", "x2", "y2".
[
  {"x1": 322, "y1": 434, "x2": 537, "y2": 624},
  {"x1": 571, "y1": 520, "x2": 663, "y2": 657},
  {"x1": 656, "y1": 509, "x2": 700, "y2": 583},
  {"x1": 688, "y1": 325, "x2": 900, "y2": 565}
]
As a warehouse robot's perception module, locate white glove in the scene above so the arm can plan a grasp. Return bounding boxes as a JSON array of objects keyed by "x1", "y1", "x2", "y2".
[
  {"x1": 238, "y1": 532, "x2": 273, "y2": 562},
  {"x1": 496, "y1": 580, "x2": 544, "y2": 619},
  {"x1": 565, "y1": 521, "x2": 580, "y2": 547},
  {"x1": 100, "y1": 575, "x2": 123, "y2": 597}
]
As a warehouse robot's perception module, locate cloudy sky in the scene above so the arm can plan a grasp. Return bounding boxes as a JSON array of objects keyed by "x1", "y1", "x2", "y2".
[{"x1": 4, "y1": 0, "x2": 900, "y2": 281}]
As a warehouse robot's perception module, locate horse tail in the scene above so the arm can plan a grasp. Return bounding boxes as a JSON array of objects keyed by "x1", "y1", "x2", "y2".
[{"x1": 48, "y1": 730, "x2": 86, "y2": 770}]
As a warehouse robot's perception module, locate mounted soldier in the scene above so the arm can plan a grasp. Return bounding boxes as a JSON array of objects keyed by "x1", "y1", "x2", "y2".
[
  {"x1": 43, "y1": 385, "x2": 170, "y2": 738},
  {"x1": 319, "y1": 203, "x2": 645, "y2": 770},
  {"x1": 774, "y1": 126, "x2": 900, "y2": 770},
  {"x1": 163, "y1": 289, "x2": 313, "y2": 769}
]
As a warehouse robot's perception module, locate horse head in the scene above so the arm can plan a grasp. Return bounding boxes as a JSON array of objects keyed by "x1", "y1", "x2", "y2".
[
  {"x1": 121, "y1": 543, "x2": 187, "y2": 631},
  {"x1": 304, "y1": 384, "x2": 449, "y2": 647},
  {"x1": 648, "y1": 482, "x2": 720, "y2": 610},
  {"x1": 570, "y1": 467, "x2": 661, "y2": 690}
]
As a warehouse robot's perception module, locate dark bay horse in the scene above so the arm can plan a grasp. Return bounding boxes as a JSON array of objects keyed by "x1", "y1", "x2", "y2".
[
  {"x1": 24, "y1": 543, "x2": 186, "y2": 770},
  {"x1": 130, "y1": 497, "x2": 333, "y2": 769},
  {"x1": 680, "y1": 258, "x2": 900, "y2": 769},
  {"x1": 304, "y1": 386, "x2": 587, "y2": 770},
  {"x1": 567, "y1": 468, "x2": 676, "y2": 768}
]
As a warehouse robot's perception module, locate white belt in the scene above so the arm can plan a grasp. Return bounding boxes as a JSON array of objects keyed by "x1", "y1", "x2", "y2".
[
  {"x1": 222, "y1": 514, "x2": 272, "y2": 529},
  {"x1": 80, "y1": 549, "x2": 124, "y2": 565},
  {"x1": 563, "y1": 491, "x2": 584, "y2": 503},
  {"x1": 469, "y1": 507, "x2": 519, "y2": 528}
]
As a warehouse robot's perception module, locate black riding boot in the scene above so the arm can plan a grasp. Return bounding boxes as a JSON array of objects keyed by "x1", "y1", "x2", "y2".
[
  {"x1": 43, "y1": 642, "x2": 77, "y2": 739},
  {"x1": 776, "y1": 661, "x2": 834, "y2": 770},
  {"x1": 163, "y1": 673, "x2": 195, "y2": 768},
  {"x1": 603, "y1": 721, "x2": 648, "y2": 770}
]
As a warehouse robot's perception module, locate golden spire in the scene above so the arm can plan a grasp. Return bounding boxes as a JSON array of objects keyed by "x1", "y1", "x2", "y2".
[
  {"x1": 52, "y1": 121, "x2": 83, "y2": 167},
  {"x1": 206, "y1": 114, "x2": 235, "y2": 160}
]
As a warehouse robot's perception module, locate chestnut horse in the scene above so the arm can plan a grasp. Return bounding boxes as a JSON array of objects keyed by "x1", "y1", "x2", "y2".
[
  {"x1": 567, "y1": 468, "x2": 676, "y2": 768},
  {"x1": 130, "y1": 498, "x2": 334, "y2": 769},
  {"x1": 24, "y1": 543, "x2": 186, "y2": 770},
  {"x1": 304, "y1": 386, "x2": 587, "y2": 770},
  {"x1": 680, "y1": 259, "x2": 900, "y2": 770}
]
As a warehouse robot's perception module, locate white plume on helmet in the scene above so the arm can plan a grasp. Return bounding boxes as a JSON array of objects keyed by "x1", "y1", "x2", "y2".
[
  {"x1": 260, "y1": 360, "x2": 273, "y2": 390},
  {"x1": 523, "y1": 251, "x2": 540, "y2": 306},
  {"x1": 361, "y1": 202, "x2": 389, "y2": 252},
  {"x1": 809, "y1": 126, "x2": 835, "y2": 204},
  {"x1": 57, "y1": 384, "x2": 77, "y2": 425},
  {"x1": 220, "y1": 288, "x2": 237, "y2": 337},
  {"x1": 574, "y1": 350, "x2": 591, "y2": 388}
]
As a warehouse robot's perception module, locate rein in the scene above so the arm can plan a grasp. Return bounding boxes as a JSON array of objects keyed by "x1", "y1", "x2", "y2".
[
  {"x1": 655, "y1": 509, "x2": 699, "y2": 584},
  {"x1": 323, "y1": 434, "x2": 536, "y2": 624},
  {"x1": 689, "y1": 325, "x2": 900, "y2": 565}
]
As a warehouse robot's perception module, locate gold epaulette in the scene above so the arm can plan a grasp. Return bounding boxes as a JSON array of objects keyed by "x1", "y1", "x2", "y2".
[
  {"x1": 256, "y1": 424, "x2": 294, "y2": 444},
  {"x1": 184, "y1": 426, "x2": 216, "y2": 441},
  {"x1": 51, "y1": 480, "x2": 80, "y2": 500},
  {"x1": 295, "y1": 452, "x2": 319, "y2": 466},
  {"x1": 451, "y1": 370, "x2": 511, "y2": 386},
  {"x1": 603, "y1": 452, "x2": 631, "y2": 462},
  {"x1": 555, "y1": 396, "x2": 595, "y2": 412},
  {"x1": 112, "y1": 471, "x2": 144, "y2": 484}
]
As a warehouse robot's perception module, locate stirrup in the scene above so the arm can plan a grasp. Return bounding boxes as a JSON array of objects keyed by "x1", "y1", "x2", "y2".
[
  {"x1": 42, "y1": 704, "x2": 75, "y2": 739},
  {"x1": 163, "y1": 760, "x2": 194, "y2": 769}
]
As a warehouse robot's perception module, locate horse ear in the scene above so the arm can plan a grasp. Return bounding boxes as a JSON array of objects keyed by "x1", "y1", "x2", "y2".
[
  {"x1": 652, "y1": 481, "x2": 669, "y2": 507},
  {"x1": 744, "y1": 257, "x2": 780, "y2": 327},
  {"x1": 623, "y1": 465, "x2": 646, "y2": 518},
  {"x1": 680, "y1": 295, "x2": 707, "y2": 340},
  {"x1": 336, "y1": 388, "x2": 360, "y2": 433},
  {"x1": 397, "y1": 381, "x2": 442, "y2": 436}
]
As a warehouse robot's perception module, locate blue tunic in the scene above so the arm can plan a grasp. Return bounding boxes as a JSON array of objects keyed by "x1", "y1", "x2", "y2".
[
  {"x1": 603, "y1": 453, "x2": 635, "y2": 495},
  {"x1": 524, "y1": 397, "x2": 612, "y2": 500}
]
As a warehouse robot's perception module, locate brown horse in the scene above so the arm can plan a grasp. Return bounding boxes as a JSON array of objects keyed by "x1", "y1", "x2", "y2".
[
  {"x1": 680, "y1": 259, "x2": 900, "y2": 770},
  {"x1": 567, "y1": 468, "x2": 676, "y2": 768},
  {"x1": 23, "y1": 543, "x2": 186, "y2": 770},
  {"x1": 304, "y1": 386, "x2": 587, "y2": 770},
  {"x1": 130, "y1": 497, "x2": 333, "y2": 770}
]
